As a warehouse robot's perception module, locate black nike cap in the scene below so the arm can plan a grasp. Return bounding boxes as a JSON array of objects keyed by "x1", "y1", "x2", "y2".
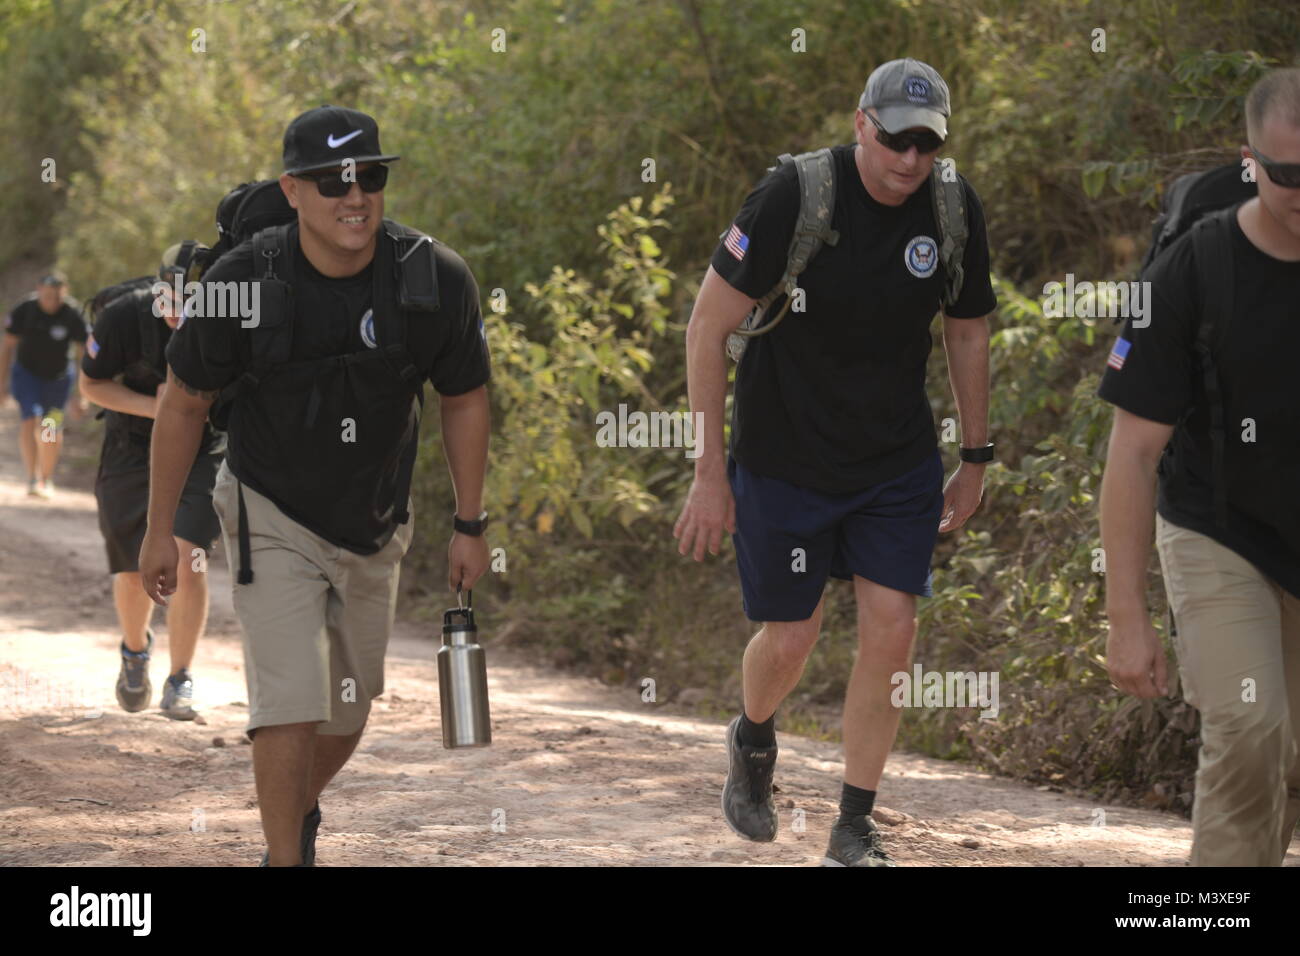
[{"x1": 282, "y1": 105, "x2": 400, "y2": 176}]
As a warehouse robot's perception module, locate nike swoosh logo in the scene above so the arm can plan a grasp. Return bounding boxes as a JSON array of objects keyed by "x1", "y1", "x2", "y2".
[{"x1": 327, "y1": 129, "x2": 363, "y2": 148}]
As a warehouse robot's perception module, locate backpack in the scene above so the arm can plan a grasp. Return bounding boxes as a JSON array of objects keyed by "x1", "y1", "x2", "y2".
[
  {"x1": 725, "y1": 148, "x2": 970, "y2": 362},
  {"x1": 84, "y1": 277, "x2": 166, "y2": 439},
  {"x1": 200, "y1": 180, "x2": 298, "y2": 276},
  {"x1": 1135, "y1": 162, "x2": 1256, "y2": 530},
  {"x1": 210, "y1": 218, "x2": 440, "y2": 584}
]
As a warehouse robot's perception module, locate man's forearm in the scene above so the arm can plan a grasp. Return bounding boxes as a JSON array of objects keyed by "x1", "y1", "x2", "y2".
[
  {"x1": 440, "y1": 387, "x2": 489, "y2": 519},
  {"x1": 1100, "y1": 448, "x2": 1159, "y2": 620},
  {"x1": 147, "y1": 406, "x2": 206, "y2": 534},
  {"x1": 943, "y1": 319, "x2": 990, "y2": 447},
  {"x1": 684, "y1": 323, "x2": 729, "y2": 480},
  {"x1": 81, "y1": 378, "x2": 156, "y2": 418}
]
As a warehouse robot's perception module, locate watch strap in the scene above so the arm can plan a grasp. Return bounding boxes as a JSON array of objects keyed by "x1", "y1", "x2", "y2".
[
  {"x1": 453, "y1": 510, "x2": 489, "y2": 536},
  {"x1": 959, "y1": 442, "x2": 995, "y2": 464}
]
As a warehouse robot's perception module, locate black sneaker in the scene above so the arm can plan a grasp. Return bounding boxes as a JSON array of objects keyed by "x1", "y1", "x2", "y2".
[
  {"x1": 821, "y1": 814, "x2": 897, "y2": 867},
  {"x1": 115, "y1": 630, "x2": 154, "y2": 713},
  {"x1": 259, "y1": 802, "x2": 322, "y2": 866},
  {"x1": 721, "y1": 715, "x2": 778, "y2": 842}
]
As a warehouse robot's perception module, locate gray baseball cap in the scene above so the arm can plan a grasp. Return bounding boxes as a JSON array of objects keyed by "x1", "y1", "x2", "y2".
[{"x1": 859, "y1": 58, "x2": 951, "y2": 138}]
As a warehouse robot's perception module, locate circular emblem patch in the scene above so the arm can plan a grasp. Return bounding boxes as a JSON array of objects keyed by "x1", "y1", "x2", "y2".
[
  {"x1": 905, "y1": 76, "x2": 931, "y2": 102},
  {"x1": 49, "y1": 324, "x2": 68, "y2": 341},
  {"x1": 904, "y1": 235, "x2": 938, "y2": 278},
  {"x1": 359, "y1": 308, "x2": 377, "y2": 348}
]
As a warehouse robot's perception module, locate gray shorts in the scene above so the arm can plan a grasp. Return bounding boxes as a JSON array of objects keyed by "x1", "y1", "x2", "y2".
[{"x1": 211, "y1": 460, "x2": 414, "y2": 737}]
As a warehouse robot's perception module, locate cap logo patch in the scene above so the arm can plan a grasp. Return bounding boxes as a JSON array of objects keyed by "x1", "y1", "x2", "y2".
[
  {"x1": 905, "y1": 235, "x2": 938, "y2": 278},
  {"x1": 327, "y1": 129, "x2": 364, "y2": 149},
  {"x1": 904, "y1": 77, "x2": 931, "y2": 102}
]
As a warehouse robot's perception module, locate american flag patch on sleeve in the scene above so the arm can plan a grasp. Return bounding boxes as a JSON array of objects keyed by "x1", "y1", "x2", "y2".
[
  {"x1": 1107, "y1": 336, "x2": 1131, "y2": 371},
  {"x1": 724, "y1": 224, "x2": 749, "y2": 261}
]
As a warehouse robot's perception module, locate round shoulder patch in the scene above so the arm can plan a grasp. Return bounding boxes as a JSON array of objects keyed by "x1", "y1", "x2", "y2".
[
  {"x1": 904, "y1": 235, "x2": 938, "y2": 279},
  {"x1": 359, "y1": 308, "x2": 377, "y2": 348}
]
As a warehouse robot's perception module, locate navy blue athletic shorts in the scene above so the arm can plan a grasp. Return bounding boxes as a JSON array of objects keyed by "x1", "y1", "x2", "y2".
[
  {"x1": 10, "y1": 360, "x2": 72, "y2": 421},
  {"x1": 727, "y1": 450, "x2": 944, "y2": 622}
]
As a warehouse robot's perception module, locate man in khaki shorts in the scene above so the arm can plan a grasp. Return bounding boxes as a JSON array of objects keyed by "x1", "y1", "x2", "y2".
[
  {"x1": 140, "y1": 106, "x2": 492, "y2": 866},
  {"x1": 1099, "y1": 69, "x2": 1300, "y2": 865}
]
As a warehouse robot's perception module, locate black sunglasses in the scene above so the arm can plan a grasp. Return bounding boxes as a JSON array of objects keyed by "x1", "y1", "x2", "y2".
[
  {"x1": 1249, "y1": 146, "x2": 1300, "y2": 189},
  {"x1": 296, "y1": 164, "x2": 389, "y2": 197},
  {"x1": 864, "y1": 111, "x2": 944, "y2": 155}
]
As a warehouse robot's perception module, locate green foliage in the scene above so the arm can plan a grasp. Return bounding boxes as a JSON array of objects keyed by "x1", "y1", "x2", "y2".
[{"x1": 5, "y1": 0, "x2": 1297, "y2": 812}]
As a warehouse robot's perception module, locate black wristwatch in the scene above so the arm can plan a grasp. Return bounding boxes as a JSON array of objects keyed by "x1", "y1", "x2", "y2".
[
  {"x1": 453, "y1": 509, "x2": 489, "y2": 536},
  {"x1": 959, "y1": 442, "x2": 995, "y2": 464}
]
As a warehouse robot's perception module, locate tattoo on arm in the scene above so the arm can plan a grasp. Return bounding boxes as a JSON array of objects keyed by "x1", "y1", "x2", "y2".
[{"x1": 168, "y1": 368, "x2": 220, "y2": 400}]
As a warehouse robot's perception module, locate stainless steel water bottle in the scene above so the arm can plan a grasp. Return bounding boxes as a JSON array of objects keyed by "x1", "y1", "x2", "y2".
[{"x1": 437, "y1": 587, "x2": 491, "y2": 748}]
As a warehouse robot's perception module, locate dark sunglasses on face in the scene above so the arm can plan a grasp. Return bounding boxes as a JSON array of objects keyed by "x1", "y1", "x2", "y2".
[
  {"x1": 1249, "y1": 146, "x2": 1300, "y2": 189},
  {"x1": 865, "y1": 111, "x2": 945, "y2": 154},
  {"x1": 296, "y1": 163, "x2": 389, "y2": 197}
]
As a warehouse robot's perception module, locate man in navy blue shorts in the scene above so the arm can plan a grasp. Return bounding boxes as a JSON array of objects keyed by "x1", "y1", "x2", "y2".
[
  {"x1": 675, "y1": 58, "x2": 997, "y2": 866},
  {"x1": 1, "y1": 271, "x2": 89, "y2": 497}
]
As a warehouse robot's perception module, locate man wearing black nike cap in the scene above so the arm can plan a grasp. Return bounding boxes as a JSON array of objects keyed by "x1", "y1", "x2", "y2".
[{"x1": 140, "y1": 106, "x2": 492, "y2": 866}]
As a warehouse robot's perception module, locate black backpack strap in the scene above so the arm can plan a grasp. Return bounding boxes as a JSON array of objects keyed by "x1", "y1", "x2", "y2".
[
  {"x1": 1189, "y1": 208, "x2": 1236, "y2": 531},
  {"x1": 390, "y1": 391, "x2": 424, "y2": 524},
  {"x1": 378, "y1": 221, "x2": 434, "y2": 524},
  {"x1": 229, "y1": 223, "x2": 296, "y2": 586},
  {"x1": 217, "y1": 224, "x2": 295, "y2": 404},
  {"x1": 236, "y1": 480, "x2": 254, "y2": 585},
  {"x1": 136, "y1": 291, "x2": 163, "y2": 380}
]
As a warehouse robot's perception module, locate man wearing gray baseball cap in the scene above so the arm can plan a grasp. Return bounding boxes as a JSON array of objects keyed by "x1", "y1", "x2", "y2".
[{"x1": 676, "y1": 57, "x2": 997, "y2": 866}]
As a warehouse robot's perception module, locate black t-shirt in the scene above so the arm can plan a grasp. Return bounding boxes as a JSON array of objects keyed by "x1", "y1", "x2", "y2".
[
  {"x1": 165, "y1": 223, "x2": 491, "y2": 546},
  {"x1": 166, "y1": 228, "x2": 491, "y2": 396},
  {"x1": 1098, "y1": 206, "x2": 1300, "y2": 598},
  {"x1": 711, "y1": 144, "x2": 997, "y2": 494},
  {"x1": 81, "y1": 291, "x2": 222, "y2": 462},
  {"x1": 5, "y1": 298, "x2": 88, "y2": 380}
]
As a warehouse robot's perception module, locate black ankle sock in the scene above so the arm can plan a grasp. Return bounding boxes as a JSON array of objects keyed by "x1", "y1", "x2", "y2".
[
  {"x1": 738, "y1": 711, "x2": 776, "y2": 748},
  {"x1": 839, "y1": 783, "x2": 876, "y2": 821}
]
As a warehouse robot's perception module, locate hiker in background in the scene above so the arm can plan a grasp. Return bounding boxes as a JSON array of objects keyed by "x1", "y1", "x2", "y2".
[
  {"x1": 80, "y1": 242, "x2": 224, "y2": 720},
  {"x1": 1100, "y1": 67, "x2": 1300, "y2": 866},
  {"x1": 0, "y1": 271, "x2": 89, "y2": 497},
  {"x1": 139, "y1": 106, "x2": 492, "y2": 866},
  {"x1": 674, "y1": 58, "x2": 997, "y2": 866}
]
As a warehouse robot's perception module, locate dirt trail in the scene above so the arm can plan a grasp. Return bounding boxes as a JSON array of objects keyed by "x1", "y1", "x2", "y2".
[{"x1": 1, "y1": 405, "x2": 1287, "y2": 867}]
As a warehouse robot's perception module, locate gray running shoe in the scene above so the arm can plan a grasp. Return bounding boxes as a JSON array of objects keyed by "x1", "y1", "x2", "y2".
[
  {"x1": 115, "y1": 631, "x2": 154, "y2": 713},
  {"x1": 721, "y1": 715, "x2": 778, "y2": 842},
  {"x1": 821, "y1": 814, "x2": 897, "y2": 867},
  {"x1": 160, "y1": 669, "x2": 196, "y2": 720}
]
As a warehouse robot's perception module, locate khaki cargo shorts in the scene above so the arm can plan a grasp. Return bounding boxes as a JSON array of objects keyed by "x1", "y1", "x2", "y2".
[{"x1": 211, "y1": 459, "x2": 414, "y2": 737}]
